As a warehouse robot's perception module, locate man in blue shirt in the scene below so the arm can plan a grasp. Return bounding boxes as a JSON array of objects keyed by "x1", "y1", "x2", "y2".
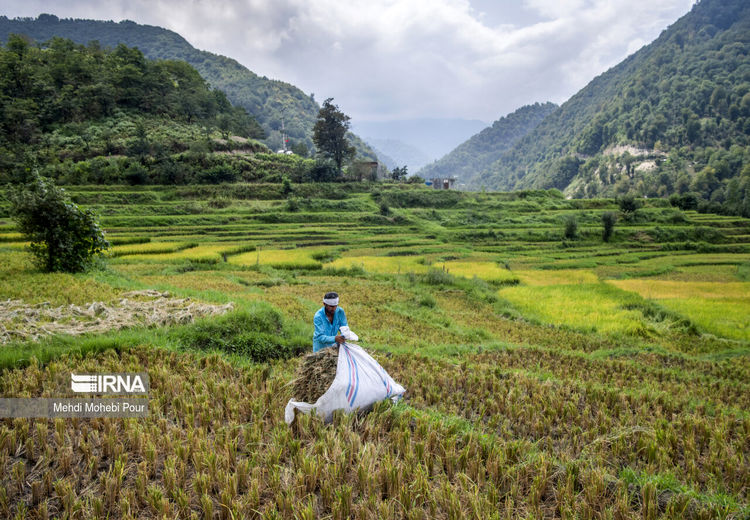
[{"x1": 313, "y1": 292, "x2": 348, "y2": 352}]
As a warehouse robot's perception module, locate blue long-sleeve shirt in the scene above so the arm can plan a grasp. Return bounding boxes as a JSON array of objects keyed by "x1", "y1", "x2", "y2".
[{"x1": 313, "y1": 306, "x2": 348, "y2": 352}]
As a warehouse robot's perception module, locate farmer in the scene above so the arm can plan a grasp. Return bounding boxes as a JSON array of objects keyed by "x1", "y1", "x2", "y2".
[{"x1": 313, "y1": 292, "x2": 348, "y2": 352}]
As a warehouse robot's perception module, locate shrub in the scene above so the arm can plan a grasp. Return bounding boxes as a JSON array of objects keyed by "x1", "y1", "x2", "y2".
[
  {"x1": 124, "y1": 163, "x2": 149, "y2": 185},
  {"x1": 311, "y1": 250, "x2": 340, "y2": 263},
  {"x1": 418, "y1": 293, "x2": 437, "y2": 307},
  {"x1": 198, "y1": 164, "x2": 237, "y2": 184},
  {"x1": 207, "y1": 196, "x2": 231, "y2": 209},
  {"x1": 281, "y1": 176, "x2": 293, "y2": 197},
  {"x1": 8, "y1": 175, "x2": 109, "y2": 272},
  {"x1": 601, "y1": 212, "x2": 617, "y2": 242},
  {"x1": 617, "y1": 194, "x2": 642, "y2": 213},
  {"x1": 669, "y1": 192, "x2": 700, "y2": 211},
  {"x1": 381, "y1": 189, "x2": 462, "y2": 209},
  {"x1": 286, "y1": 197, "x2": 300, "y2": 212},
  {"x1": 308, "y1": 159, "x2": 339, "y2": 182},
  {"x1": 176, "y1": 307, "x2": 305, "y2": 362},
  {"x1": 563, "y1": 215, "x2": 578, "y2": 239},
  {"x1": 423, "y1": 268, "x2": 456, "y2": 286}
]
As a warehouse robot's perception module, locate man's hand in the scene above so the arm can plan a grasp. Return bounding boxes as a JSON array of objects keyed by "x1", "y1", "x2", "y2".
[{"x1": 335, "y1": 334, "x2": 345, "y2": 344}]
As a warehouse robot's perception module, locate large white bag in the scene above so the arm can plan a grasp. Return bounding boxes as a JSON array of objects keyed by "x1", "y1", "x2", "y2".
[{"x1": 285, "y1": 342, "x2": 405, "y2": 424}]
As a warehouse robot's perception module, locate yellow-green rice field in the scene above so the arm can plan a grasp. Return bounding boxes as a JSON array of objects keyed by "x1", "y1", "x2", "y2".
[
  {"x1": 326, "y1": 255, "x2": 430, "y2": 274},
  {"x1": 228, "y1": 246, "x2": 324, "y2": 269},
  {"x1": 1, "y1": 184, "x2": 749, "y2": 519}
]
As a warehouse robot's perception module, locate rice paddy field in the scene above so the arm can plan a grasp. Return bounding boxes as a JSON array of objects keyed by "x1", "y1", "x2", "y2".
[{"x1": 1, "y1": 183, "x2": 749, "y2": 519}]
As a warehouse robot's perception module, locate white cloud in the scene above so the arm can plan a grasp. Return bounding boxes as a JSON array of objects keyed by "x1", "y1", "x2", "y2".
[
  {"x1": 1, "y1": 0, "x2": 694, "y2": 122},
  {"x1": 523, "y1": 0, "x2": 587, "y2": 19}
]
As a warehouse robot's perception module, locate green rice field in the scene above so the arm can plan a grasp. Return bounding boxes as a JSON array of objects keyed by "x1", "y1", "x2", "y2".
[{"x1": 1, "y1": 183, "x2": 749, "y2": 519}]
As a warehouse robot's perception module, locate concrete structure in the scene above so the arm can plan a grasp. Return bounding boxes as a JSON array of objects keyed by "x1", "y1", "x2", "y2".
[{"x1": 430, "y1": 177, "x2": 456, "y2": 189}]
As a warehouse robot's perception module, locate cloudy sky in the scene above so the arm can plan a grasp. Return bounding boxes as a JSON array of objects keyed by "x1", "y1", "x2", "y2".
[{"x1": 2, "y1": 0, "x2": 695, "y2": 124}]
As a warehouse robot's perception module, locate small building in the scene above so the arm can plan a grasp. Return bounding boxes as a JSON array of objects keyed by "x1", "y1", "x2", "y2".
[{"x1": 430, "y1": 177, "x2": 456, "y2": 190}]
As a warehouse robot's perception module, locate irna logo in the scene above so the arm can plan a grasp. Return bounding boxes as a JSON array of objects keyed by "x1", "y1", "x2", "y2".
[{"x1": 71, "y1": 373, "x2": 148, "y2": 394}]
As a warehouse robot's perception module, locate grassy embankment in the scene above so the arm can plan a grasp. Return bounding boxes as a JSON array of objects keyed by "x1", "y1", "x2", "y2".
[{"x1": 0, "y1": 184, "x2": 749, "y2": 518}]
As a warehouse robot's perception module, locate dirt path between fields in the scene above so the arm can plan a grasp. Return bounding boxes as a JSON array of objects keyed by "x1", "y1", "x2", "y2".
[{"x1": 0, "y1": 290, "x2": 233, "y2": 344}]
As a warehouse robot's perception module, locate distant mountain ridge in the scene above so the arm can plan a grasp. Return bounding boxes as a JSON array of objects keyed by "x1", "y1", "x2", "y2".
[
  {"x1": 365, "y1": 138, "x2": 432, "y2": 172},
  {"x1": 352, "y1": 118, "x2": 487, "y2": 167},
  {"x1": 0, "y1": 14, "x2": 376, "y2": 160},
  {"x1": 418, "y1": 102, "x2": 557, "y2": 184},
  {"x1": 470, "y1": 0, "x2": 750, "y2": 215}
]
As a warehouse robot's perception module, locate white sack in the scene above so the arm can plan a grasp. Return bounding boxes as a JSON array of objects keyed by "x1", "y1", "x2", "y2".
[
  {"x1": 285, "y1": 343, "x2": 405, "y2": 424},
  {"x1": 339, "y1": 326, "x2": 358, "y2": 341}
]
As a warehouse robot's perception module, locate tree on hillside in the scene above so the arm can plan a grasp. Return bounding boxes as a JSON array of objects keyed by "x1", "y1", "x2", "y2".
[
  {"x1": 617, "y1": 194, "x2": 641, "y2": 214},
  {"x1": 290, "y1": 141, "x2": 309, "y2": 157},
  {"x1": 8, "y1": 175, "x2": 109, "y2": 272},
  {"x1": 601, "y1": 212, "x2": 617, "y2": 242},
  {"x1": 563, "y1": 215, "x2": 578, "y2": 240},
  {"x1": 391, "y1": 166, "x2": 408, "y2": 181},
  {"x1": 216, "y1": 107, "x2": 266, "y2": 140},
  {"x1": 312, "y1": 98, "x2": 355, "y2": 174}
]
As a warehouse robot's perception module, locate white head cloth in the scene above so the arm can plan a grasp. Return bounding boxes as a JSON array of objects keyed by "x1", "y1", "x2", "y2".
[{"x1": 323, "y1": 297, "x2": 339, "y2": 306}]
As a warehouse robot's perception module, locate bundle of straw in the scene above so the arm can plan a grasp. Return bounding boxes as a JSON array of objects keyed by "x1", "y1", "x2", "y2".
[{"x1": 292, "y1": 347, "x2": 339, "y2": 403}]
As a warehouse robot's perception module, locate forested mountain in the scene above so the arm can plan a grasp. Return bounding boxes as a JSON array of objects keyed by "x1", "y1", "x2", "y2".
[
  {"x1": 472, "y1": 0, "x2": 750, "y2": 216},
  {"x1": 0, "y1": 14, "x2": 376, "y2": 160},
  {"x1": 0, "y1": 36, "x2": 362, "y2": 185},
  {"x1": 418, "y1": 102, "x2": 557, "y2": 183}
]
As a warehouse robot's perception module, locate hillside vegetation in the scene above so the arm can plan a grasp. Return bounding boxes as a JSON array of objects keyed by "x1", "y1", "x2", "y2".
[
  {"x1": 472, "y1": 0, "x2": 750, "y2": 217},
  {"x1": 0, "y1": 14, "x2": 376, "y2": 160},
  {"x1": 0, "y1": 37, "x2": 381, "y2": 185},
  {"x1": 419, "y1": 102, "x2": 557, "y2": 183},
  {"x1": 0, "y1": 183, "x2": 749, "y2": 518}
]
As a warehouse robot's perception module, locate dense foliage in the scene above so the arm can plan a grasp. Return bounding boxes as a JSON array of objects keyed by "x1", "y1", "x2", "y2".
[
  {"x1": 0, "y1": 36, "x2": 274, "y2": 183},
  {"x1": 7, "y1": 175, "x2": 108, "y2": 272},
  {"x1": 0, "y1": 14, "x2": 378, "y2": 161},
  {"x1": 472, "y1": 0, "x2": 750, "y2": 216},
  {"x1": 418, "y1": 102, "x2": 557, "y2": 183},
  {"x1": 0, "y1": 35, "x2": 262, "y2": 141},
  {"x1": 0, "y1": 37, "x2": 380, "y2": 185}
]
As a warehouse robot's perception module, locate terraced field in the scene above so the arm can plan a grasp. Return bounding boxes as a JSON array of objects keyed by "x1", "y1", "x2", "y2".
[{"x1": 1, "y1": 183, "x2": 749, "y2": 519}]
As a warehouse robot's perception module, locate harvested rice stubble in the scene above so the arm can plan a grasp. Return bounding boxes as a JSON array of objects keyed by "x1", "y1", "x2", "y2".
[{"x1": 292, "y1": 347, "x2": 339, "y2": 403}]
